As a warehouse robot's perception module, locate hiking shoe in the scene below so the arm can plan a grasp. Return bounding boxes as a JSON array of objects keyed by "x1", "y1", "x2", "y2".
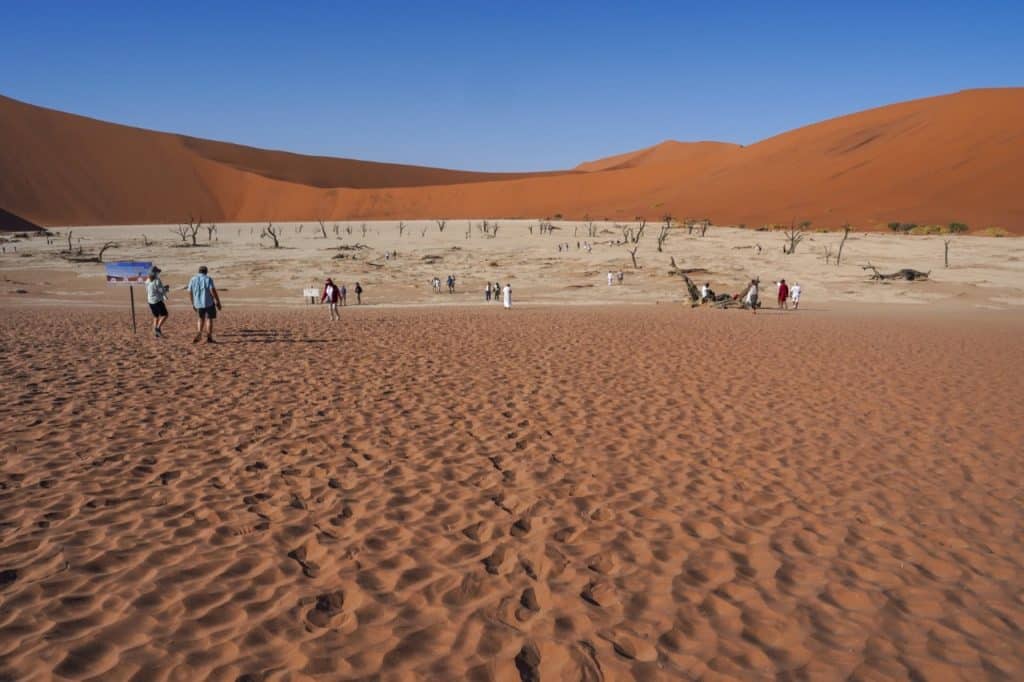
[{"x1": 206, "y1": 336, "x2": 216, "y2": 344}]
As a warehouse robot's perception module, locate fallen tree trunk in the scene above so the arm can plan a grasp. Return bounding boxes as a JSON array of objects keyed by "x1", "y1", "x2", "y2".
[{"x1": 862, "y1": 263, "x2": 930, "y2": 281}]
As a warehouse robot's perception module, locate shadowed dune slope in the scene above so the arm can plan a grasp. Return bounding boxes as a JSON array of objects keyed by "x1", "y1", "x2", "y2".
[
  {"x1": 0, "y1": 208, "x2": 44, "y2": 232},
  {"x1": 1, "y1": 89, "x2": 1022, "y2": 230},
  {"x1": 574, "y1": 140, "x2": 742, "y2": 172}
]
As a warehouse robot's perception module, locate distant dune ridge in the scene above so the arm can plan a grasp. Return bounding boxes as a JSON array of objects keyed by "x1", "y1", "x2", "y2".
[{"x1": 1, "y1": 88, "x2": 1022, "y2": 231}]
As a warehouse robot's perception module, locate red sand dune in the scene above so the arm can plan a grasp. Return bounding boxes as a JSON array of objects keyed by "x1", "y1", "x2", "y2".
[{"x1": 1, "y1": 89, "x2": 1022, "y2": 231}]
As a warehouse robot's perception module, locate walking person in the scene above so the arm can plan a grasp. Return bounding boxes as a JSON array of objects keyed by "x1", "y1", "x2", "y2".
[
  {"x1": 321, "y1": 277, "x2": 341, "y2": 320},
  {"x1": 776, "y1": 279, "x2": 790, "y2": 310},
  {"x1": 187, "y1": 265, "x2": 222, "y2": 343},
  {"x1": 447, "y1": 274, "x2": 456, "y2": 294},
  {"x1": 485, "y1": 282, "x2": 492, "y2": 302},
  {"x1": 744, "y1": 279, "x2": 759, "y2": 314},
  {"x1": 494, "y1": 283, "x2": 501, "y2": 303},
  {"x1": 503, "y1": 282, "x2": 512, "y2": 309},
  {"x1": 790, "y1": 282, "x2": 802, "y2": 310},
  {"x1": 340, "y1": 283, "x2": 348, "y2": 306},
  {"x1": 146, "y1": 266, "x2": 170, "y2": 337},
  {"x1": 607, "y1": 271, "x2": 614, "y2": 286},
  {"x1": 354, "y1": 282, "x2": 363, "y2": 305}
]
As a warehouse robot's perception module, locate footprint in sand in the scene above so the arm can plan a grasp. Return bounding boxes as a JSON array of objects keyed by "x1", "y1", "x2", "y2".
[{"x1": 484, "y1": 546, "x2": 517, "y2": 575}]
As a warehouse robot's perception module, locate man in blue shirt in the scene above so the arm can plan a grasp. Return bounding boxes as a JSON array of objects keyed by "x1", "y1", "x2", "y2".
[{"x1": 187, "y1": 265, "x2": 222, "y2": 343}]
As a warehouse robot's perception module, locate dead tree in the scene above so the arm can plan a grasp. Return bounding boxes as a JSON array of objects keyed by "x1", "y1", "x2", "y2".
[
  {"x1": 862, "y1": 263, "x2": 930, "y2": 281},
  {"x1": 96, "y1": 242, "x2": 116, "y2": 262},
  {"x1": 361, "y1": 224, "x2": 367, "y2": 238},
  {"x1": 436, "y1": 219, "x2": 447, "y2": 233},
  {"x1": 684, "y1": 218, "x2": 695, "y2": 235},
  {"x1": 628, "y1": 244, "x2": 640, "y2": 269},
  {"x1": 491, "y1": 222, "x2": 500, "y2": 238},
  {"x1": 836, "y1": 224, "x2": 851, "y2": 266},
  {"x1": 143, "y1": 234, "x2": 150, "y2": 247},
  {"x1": 398, "y1": 222, "x2": 407, "y2": 237},
  {"x1": 584, "y1": 214, "x2": 597, "y2": 238},
  {"x1": 262, "y1": 222, "x2": 282, "y2": 248},
  {"x1": 822, "y1": 245, "x2": 834, "y2": 265},
  {"x1": 420, "y1": 226, "x2": 428, "y2": 237},
  {"x1": 171, "y1": 224, "x2": 190, "y2": 243},
  {"x1": 66, "y1": 230, "x2": 73, "y2": 252},
  {"x1": 944, "y1": 239, "x2": 951, "y2": 268},
  {"x1": 633, "y1": 217, "x2": 647, "y2": 244},
  {"x1": 782, "y1": 221, "x2": 805, "y2": 255},
  {"x1": 317, "y1": 220, "x2": 328, "y2": 238},
  {"x1": 206, "y1": 223, "x2": 218, "y2": 241},
  {"x1": 656, "y1": 219, "x2": 671, "y2": 252},
  {"x1": 699, "y1": 219, "x2": 710, "y2": 237},
  {"x1": 185, "y1": 216, "x2": 202, "y2": 246}
]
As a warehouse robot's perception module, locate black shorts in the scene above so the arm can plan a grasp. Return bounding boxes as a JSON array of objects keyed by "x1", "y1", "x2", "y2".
[
  {"x1": 196, "y1": 305, "x2": 217, "y2": 320},
  {"x1": 148, "y1": 301, "x2": 168, "y2": 317}
]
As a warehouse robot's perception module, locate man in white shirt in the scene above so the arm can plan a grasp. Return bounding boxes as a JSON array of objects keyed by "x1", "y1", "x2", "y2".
[
  {"x1": 744, "y1": 279, "x2": 759, "y2": 314},
  {"x1": 790, "y1": 283, "x2": 802, "y2": 310}
]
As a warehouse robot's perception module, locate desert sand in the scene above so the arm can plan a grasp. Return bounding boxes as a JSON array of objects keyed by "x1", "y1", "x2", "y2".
[
  {"x1": 0, "y1": 302, "x2": 1022, "y2": 680},
  {"x1": 2, "y1": 88, "x2": 1023, "y2": 231},
  {"x1": 1, "y1": 218, "x2": 1024, "y2": 680}
]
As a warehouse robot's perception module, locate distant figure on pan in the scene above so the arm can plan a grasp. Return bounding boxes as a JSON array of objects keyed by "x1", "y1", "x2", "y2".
[
  {"x1": 354, "y1": 282, "x2": 363, "y2": 304},
  {"x1": 187, "y1": 265, "x2": 222, "y2": 343},
  {"x1": 744, "y1": 279, "x2": 759, "y2": 314},
  {"x1": 485, "y1": 282, "x2": 492, "y2": 302},
  {"x1": 776, "y1": 279, "x2": 790, "y2": 310},
  {"x1": 790, "y1": 282, "x2": 802, "y2": 310},
  {"x1": 503, "y1": 283, "x2": 512, "y2": 309},
  {"x1": 494, "y1": 283, "x2": 501, "y2": 303},
  {"x1": 146, "y1": 266, "x2": 170, "y2": 337},
  {"x1": 321, "y1": 277, "x2": 342, "y2": 320}
]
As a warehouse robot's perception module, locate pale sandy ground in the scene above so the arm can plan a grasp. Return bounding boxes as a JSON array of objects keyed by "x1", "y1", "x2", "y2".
[
  {"x1": 1, "y1": 224, "x2": 1023, "y2": 681},
  {"x1": 2, "y1": 221, "x2": 1023, "y2": 310}
]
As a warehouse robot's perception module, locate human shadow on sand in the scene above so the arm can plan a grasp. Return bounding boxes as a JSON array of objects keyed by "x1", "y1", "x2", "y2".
[{"x1": 221, "y1": 329, "x2": 327, "y2": 344}]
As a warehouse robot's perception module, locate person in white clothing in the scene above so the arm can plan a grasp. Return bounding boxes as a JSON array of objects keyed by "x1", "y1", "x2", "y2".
[
  {"x1": 744, "y1": 279, "x2": 759, "y2": 314},
  {"x1": 700, "y1": 282, "x2": 711, "y2": 303},
  {"x1": 790, "y1": 283, "x2": 802, "y2": 310},
  {"x1": 503, "y1": 283, "x2": 512, "y2": 309},
  {"x1": 607, "y1": 271, "x2": 614, "y2": 286},
  {"x1": 145, "y1": 266, "x2": 170, "y2": 337}
]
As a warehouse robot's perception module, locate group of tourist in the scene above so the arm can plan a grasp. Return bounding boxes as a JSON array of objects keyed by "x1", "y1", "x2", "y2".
[
  {"x1": 321, "y1": 278, "x2": 362, "y2": 319},
  {"x1": 430, "y1": 275, "x2": 457, "y2": 293},
  {"x1": 145, "y1": 265, "x2": 222, "y2": 341},
  {"x1": 698, "y1": 278, "x2": 802, "y2": 313},
  {"x1": 485, "y1": 282, "x2": 512, "y2": 308},
  {"x1": 143, "y1": 261, "x2": 803, "y2": 341}
]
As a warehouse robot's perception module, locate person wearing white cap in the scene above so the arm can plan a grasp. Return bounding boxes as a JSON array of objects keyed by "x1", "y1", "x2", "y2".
[{"x1": 145, "y1": 266, "x2": 170, "y2": 337}]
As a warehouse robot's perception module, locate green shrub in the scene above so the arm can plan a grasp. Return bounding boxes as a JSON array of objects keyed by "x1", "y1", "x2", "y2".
[
  {"x1": 909, "y1": 224, "x2": 944, "y2": 235},
  {"x1": 947, "y1": 222, "x2": 969, "y2": 234},
  {"x1": 982, "y1": 226, "x2": 1008, "y2": 237},
  {"x1": 888, "y1": 222, "x2": 916, "y2": 233}
]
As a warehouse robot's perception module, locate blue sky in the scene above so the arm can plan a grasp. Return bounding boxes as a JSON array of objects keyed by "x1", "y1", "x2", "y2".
[{"x1": 1, "y1": 1, "x2": 1021, "y2": 170}]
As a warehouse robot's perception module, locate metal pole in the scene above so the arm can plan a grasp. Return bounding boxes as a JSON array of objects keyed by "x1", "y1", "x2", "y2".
[{"x1": 130, "y1": 285, "x2": 137, "y2": 334}]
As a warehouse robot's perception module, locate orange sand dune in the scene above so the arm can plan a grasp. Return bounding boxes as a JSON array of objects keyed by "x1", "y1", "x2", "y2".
[
  {"x1": 1, "y1": 89, "x2": 1022, "y2": 231},
  {"x1": 574, "y1": 140, "x2": 741, "y2": 173}
]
